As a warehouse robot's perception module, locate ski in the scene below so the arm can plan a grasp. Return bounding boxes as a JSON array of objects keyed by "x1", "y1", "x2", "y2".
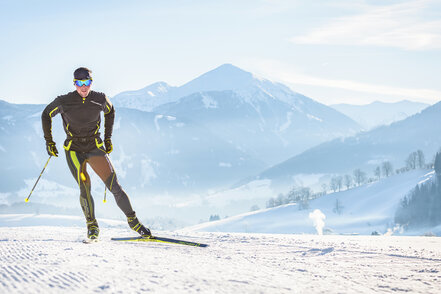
[{"x1": 111, "y1": 236, "x2": 208, "y2": 247}]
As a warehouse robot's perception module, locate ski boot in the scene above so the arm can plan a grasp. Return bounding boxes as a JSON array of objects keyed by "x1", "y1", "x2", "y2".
[
  {"x1": 86, "y1": 219, "x2": 100, "y2": 240},
  {"x1": 127, "y1": 215, "x2": 151, "y2": 238}
]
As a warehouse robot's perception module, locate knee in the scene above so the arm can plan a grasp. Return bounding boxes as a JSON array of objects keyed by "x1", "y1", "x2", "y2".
[
  {"x1": 105, "y1": 173, "x2": 122, "y2": 194},
  {"x1": 79, "y1": 183, "x2": 90, "y2": 196}
]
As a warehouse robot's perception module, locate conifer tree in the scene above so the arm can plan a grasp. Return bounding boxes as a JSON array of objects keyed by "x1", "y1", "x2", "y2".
[{"x1": 434, "y1": 152, "x2": 441, "y2": 176}]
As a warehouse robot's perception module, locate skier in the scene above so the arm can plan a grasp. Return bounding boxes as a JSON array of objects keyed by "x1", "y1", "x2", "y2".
[{"x1": 41, "y1": 67, "x2": 151, "y2": 240}]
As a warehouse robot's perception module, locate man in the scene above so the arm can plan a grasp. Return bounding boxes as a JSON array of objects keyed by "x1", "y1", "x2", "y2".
[{"x1": 41, "y1": 67, "x2": 151, "y2": 240}]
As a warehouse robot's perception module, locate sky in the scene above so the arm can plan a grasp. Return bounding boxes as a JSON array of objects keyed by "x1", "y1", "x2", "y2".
[{"x1": 1, "y1": 0, "x2": 440, "y2": 106}]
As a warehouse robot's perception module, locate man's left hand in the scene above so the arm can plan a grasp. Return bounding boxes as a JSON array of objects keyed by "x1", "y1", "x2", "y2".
[{"x1": 104, "y1": 138, "x2": 113, "y2": 154}]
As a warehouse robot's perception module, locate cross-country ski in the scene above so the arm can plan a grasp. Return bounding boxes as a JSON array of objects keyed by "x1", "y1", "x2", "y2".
[{"x1": 111, "y1": 236, "x2": 209, "y2": 247}]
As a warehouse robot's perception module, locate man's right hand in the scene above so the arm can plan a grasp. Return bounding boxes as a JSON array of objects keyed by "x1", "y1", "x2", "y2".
[{"x1": 46, "y1": 141, "x2": 58, "y2": 157}]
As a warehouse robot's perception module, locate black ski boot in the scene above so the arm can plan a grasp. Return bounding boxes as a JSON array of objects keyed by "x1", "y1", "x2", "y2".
[
  {"x1": 87, "y1": 219, "x2": 100, "y2": 240},
  {"x1": 127, "y1": 215, "x2": 151, "y2": 238}
]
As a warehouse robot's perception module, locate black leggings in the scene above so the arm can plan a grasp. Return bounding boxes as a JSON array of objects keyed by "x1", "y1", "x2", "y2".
[{"x1": 65, "y1": 147, "x2": 135, "y2": 222}]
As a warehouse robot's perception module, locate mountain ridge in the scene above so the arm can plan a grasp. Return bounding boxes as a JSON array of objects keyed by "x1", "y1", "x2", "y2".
[
  {"x1": 239, "y1": 100, "x2": 441, "y2": 191},
  {"x1": 330, "y1": 100, "x2": 429, "y2": 130}
]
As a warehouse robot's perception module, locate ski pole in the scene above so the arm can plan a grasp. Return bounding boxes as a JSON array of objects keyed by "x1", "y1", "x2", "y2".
[
  {"x1": 103, "y1": 186, "x2": 107, "y2": 203},
  {"x1": 25, "y1": 156, "x2": 52, "y2": 203}
]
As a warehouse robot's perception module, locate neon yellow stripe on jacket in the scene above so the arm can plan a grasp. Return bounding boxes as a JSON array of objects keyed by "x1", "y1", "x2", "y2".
[
  {"x1": 66, "y1": 124, "x2": 73, "y2": 136},
  {"x1": 105, "y1": 104, "x2": 111, "y2": 114},
  {"x1": 63, "y1": 140, "x2": 72, "y2": 151},
  {"x1": 49, "y1": 107, "x2": 59, "y2": 117},
  {"x1": 94, "y1": 123, "x2": 100, "y2": 135}
]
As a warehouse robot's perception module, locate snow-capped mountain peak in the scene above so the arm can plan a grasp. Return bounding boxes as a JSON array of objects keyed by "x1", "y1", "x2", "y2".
[
  {"x1": 145, "y1": 81, "x2": 173, "y2": 96},
  {"x1": 179, "y1": 63, "x2": 256, "y2": 92},
  {"x1": 111, "y1": 64, "x2": 361, "y2": 164},
  {"x1": 111, "y1": 64, "x2": 305, "y2": 111}
]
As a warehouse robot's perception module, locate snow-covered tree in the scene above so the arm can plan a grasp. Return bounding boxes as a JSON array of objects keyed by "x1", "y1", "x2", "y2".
[
  {"x1": 275, "y1": 193, "x2": 287, "y2": 206},
  {"x1": 266, "y1": 197, "x2": 276, "y2": 208},
  {"x1": 344, "y1": 174, "x2": 352, "y2": 189},
  {"x1": 321, "y1": 183, "x2": 328, "y2": 195},
  {"x1": 434, "y1": 152, "x2": 441, "y2": 176},
  {"x1": 353, "y1": 169, "x2": 367, "y2": 186},
  {"x1": 250, "y1": 205, "x2": 260, "y2": 212},
  {"x1": 406, "y1": 152, "x2": 418, "y2": 170},
  {"x1": 395, "y1": 180, "x2": 441, "y2": 229},
  {"x1": 287, "y1": 187, "x2": 311, "y2": 210},
  {"x1": 374, "y1": 166, "x2": 381, "y2": 180},
  {"x1": 416, "y1": 150, "x2": 425, "y2": 168},
  {"x1": 336, "y1": 176, "x2": 343, "y2": 191},
  {"x1": 330, "y1": 176, "x2": 339, "y2": 192},
  {"x1": 382, "y1": 161, "x2": 394, "y2": 177}
]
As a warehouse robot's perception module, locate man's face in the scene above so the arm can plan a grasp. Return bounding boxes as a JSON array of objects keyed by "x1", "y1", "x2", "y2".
[{"x1": 74, "y1": 80, "x2": 92, "y2": 98}]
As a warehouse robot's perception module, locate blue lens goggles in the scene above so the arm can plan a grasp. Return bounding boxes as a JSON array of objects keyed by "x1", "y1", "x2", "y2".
[{"x1": 74, "y1": 79, "x2": 92, "y2": 87}]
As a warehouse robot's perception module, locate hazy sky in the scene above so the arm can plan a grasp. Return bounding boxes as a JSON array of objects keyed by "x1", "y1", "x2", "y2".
[{"x1": 1, "y1": 0, "x2": 440, "y2": 105}]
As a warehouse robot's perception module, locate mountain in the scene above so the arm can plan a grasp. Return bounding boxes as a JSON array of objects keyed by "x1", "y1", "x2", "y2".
[
  {"x1": 151, "y1": 64, "x2": 362, "y2": 164},
  {"x1": 110, "y1": 82, "x2": 176, "y2": 111},
  {"x1": 112, "y1": 64, "x2": 292, "y2": 111},
  {"x1": 113, "y1": 64, "x2": 271, "y2": 112},
  {"x1": 245, "y1": 100, "x2": 441, "y2": 191},
  {"x1": 331, "y1": 100, "x2": 429, "y2": 130},
  {"x1": 0, "y1": 100, "x2": 53, "y2": 190},
  {"x1": 0, "y1": 99, "x2": 264, "y2": 195},
  {"x1": 188, "y1": 169, "x2": 436, "y2": 235},
  {"x1": 154, "y1": 91, "x2": 361, "y2": 165}
]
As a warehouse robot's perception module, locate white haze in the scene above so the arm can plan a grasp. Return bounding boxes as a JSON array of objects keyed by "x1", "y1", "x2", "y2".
[{"x1": 309, "y1": 209, "x2": 326, "y2": 235}]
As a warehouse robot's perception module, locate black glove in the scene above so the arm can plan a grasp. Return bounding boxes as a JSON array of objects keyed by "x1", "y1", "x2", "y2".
[
  {"x1": 46, "y1": 141, "x2": 58, "y2": 157},
  {"x1": 104, "y1": 138, "x2": 113, "y2": 154}
]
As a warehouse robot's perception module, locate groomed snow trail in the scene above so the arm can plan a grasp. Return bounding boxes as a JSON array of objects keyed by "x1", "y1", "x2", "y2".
[{"x1": 0, "y1": 227, "x2": 440, "y2": 293}]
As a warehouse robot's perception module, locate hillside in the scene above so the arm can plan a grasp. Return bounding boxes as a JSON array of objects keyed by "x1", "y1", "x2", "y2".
[
  {"x1": 247, "y1": 100, "x2": 441, "y2": 191},
  {"x1": 189, "y1": 170, "x2": 436, "y2": 235}
]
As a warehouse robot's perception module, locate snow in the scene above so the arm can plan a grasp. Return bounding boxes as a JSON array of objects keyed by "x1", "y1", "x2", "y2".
[
  {"x1": 154, "y1": 114, "x2": 176, "y2": 131},
  {"x1": 307, "y1": 113, "x2": 323, "y2": 122},
  {"x1": 190, "y1": 170, "x2": 434, "y2": 235},
  {"x1": 0, "y1": 214, "x2": 125, "y2": 227},
  {"x1": 278, "y1": 111, "x2": 293, "y2": 133},
  {"x1": 0, "y1": 226, "x2": 440, "y2": 293},
  {"x1": 205, "y1": 179, "x2": 274, "y2": 205},
  {"x1": 201, "y1": 93, "x2": 218, "y2": 109},
  {"x1": 218, "y1": 162, "x2": 232, "y2": 168},
  {"x1": 154, "y1": 114, "x2": 163, "y2": 131},
  {"x1": 140, "y1": 157, "x2": 158, "y2": 187}
]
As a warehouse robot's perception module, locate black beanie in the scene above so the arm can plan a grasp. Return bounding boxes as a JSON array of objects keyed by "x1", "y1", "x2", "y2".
[{"x1": 74, "y1": 67, "x2": 92, "y2": 80}]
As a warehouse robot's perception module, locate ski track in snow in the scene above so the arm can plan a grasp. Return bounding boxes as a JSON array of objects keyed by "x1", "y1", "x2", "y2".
[{"x1": 0, "y1": 227, "x2": 440, "y2": 293}]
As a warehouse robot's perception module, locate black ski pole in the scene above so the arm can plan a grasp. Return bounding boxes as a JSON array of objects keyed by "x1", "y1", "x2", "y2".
[{"x1": 25, "y1": 156, "x2": 52, "y2": 203}]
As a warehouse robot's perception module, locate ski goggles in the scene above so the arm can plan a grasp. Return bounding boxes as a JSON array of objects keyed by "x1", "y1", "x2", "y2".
[{"x1": 74, "y1": 79, "x2": 92, "y2": 87}]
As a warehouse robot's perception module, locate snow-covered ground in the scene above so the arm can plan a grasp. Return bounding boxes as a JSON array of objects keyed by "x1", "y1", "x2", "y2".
[
  {"x1": 0, "y1": 226, "x2": 440, "y2": 293},
  {"x1": 189, "y1": 170, "x2": 436, "y2": 235},
  {"x1": 0, "y1": 214, "x2": 126, "y2": 227}
]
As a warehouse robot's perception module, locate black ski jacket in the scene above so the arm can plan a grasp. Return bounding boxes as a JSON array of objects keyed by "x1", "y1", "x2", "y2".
[{"x1": 42, "y1": 90, "x2": 115, "y2": 153}]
